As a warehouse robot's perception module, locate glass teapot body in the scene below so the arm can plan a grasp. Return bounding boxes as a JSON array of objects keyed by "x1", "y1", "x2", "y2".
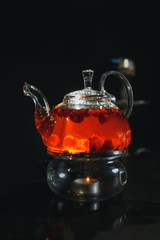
[
  {"x1": 35, "y1": 102, "x2": 131, "y2": 155},
  {"x1": 23, "y1": 70, "x2": 133, "y2": 156}
]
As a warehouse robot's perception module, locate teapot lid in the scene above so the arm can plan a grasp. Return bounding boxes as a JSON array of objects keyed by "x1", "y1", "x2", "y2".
[{"x1": 63, "y1": 70, "x2": 116, "y2": 108}]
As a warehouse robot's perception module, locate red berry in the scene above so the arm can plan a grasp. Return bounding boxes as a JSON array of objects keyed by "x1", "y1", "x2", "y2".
[
  {"x1": 64, "y1": 135, "x2": 77, "y2": 149},
  {"x1": 101, "y1": 139, "x2": 114, "y2": 151},
  {"x1": 98, "y1": 113, "x2": 108, "y2": 125},
  {"x1": 89, "y1": 135, "x2": 103, "y2": 152},
  {"x1": 93, "y1": 109, "x2": 100, "y2": 116},
  {"x1": 70, "y1": 110, "x2": 84, "y2": 123},
  {"x1": 56, "y1": 109, "x2": 71, "y2": 118},
  {"x1": 87, "y1": 109, "x2": 94, "y2": 116}
]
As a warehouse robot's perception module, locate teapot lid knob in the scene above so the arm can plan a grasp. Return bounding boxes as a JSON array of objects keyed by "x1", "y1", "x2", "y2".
[{"x1": 82, "y1": 69, "x2": 94, "y2": 89}]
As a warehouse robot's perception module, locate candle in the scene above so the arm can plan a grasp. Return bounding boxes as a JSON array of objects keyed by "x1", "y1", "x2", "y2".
[{"x1": 73, "y1": 177, "x2": 100, "y2": 195}]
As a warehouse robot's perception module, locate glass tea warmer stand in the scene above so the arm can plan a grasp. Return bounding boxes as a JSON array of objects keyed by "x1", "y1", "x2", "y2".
[{"x1": 23, "y1": 69, "x2": 133, "y2": 202}]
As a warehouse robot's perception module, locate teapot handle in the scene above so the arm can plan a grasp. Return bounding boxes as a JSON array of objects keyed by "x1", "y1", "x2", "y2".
[{"x1": 100, "y1": 71, "x2": 133, "y2": 119}]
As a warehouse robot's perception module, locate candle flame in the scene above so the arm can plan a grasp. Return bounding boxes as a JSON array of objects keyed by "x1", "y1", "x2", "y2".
[{"x1": 86, "y1": 177, "x2": 91, "y2": 183}]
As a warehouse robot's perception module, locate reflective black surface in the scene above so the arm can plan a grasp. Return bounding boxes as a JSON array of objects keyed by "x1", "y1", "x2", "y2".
[{"x1": 1, "y1": 151, "x2": 160, "y2": 239}]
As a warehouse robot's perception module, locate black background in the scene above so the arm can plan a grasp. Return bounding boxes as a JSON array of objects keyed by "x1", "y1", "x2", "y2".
[{"x1": 1, "y1": 1, "x2": 159, "y2": 187}]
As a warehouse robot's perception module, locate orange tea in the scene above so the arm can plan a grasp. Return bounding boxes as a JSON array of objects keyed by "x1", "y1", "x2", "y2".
[{"x1": 35, "y1": 105, "x2": 131, "y2": 155}]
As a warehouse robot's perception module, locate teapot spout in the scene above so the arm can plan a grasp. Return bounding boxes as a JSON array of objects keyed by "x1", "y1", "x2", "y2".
[
  {"x1": 23, "y1": 83, "x2": 55, "y2": 139},
  {"x1": 23, "y1": 82, "x2": 50, "y2": 115}
]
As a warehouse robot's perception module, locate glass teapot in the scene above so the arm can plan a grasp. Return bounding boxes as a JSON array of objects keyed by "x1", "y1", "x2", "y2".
[{"x1": 23, "y1": 70, "x2": 133, "y2": 156}]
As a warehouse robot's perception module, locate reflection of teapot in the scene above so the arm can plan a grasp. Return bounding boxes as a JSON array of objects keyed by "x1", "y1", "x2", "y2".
[{"x1": 23, "y1": 70, "x2": 133, "y2": 156}]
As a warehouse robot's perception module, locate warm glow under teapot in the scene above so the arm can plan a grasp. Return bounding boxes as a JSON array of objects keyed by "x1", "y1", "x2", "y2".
[{"x1": 23, "y1": 70, "x2": 133, "y2": 156}]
